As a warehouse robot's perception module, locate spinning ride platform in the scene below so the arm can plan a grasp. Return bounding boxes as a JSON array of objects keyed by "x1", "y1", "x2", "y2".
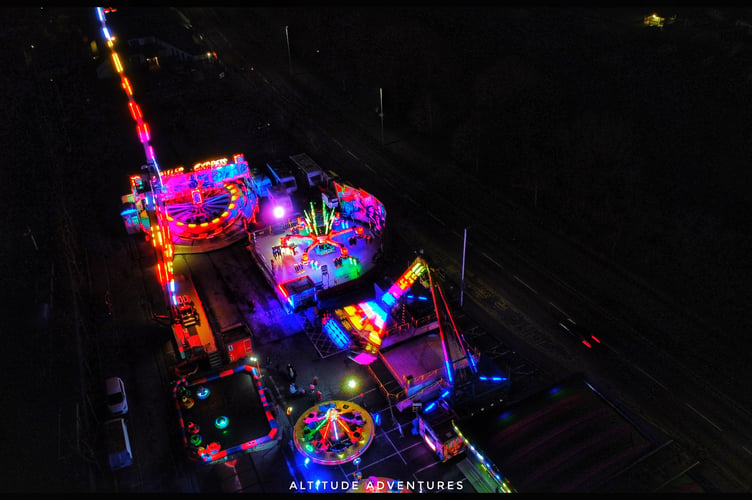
[
  {"x1": 292, "y1": 400, "x2": 375, "y2": 465},
  {"x1": 165, "y1": 179, "x2": 255, "y2": 250}
]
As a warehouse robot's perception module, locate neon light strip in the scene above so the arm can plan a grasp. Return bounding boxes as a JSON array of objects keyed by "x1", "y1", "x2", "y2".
[
  {"x1": 95, "y1": 6, "x2": 175, "y2": 297},
  {"x1": 436, "y1": 282, "x2": 477, "y2": 374},
  {"x1": 426, "y1": 266, "x2": 453, "y2": 384}
]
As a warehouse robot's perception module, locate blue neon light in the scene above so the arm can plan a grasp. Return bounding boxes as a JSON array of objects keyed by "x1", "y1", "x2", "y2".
[
  {"x1": 323, "y1": 320, "x2": 350, "y2": 349},
  {"x1": 381, "y1": 291, "x2": 396, "y2": 307}
]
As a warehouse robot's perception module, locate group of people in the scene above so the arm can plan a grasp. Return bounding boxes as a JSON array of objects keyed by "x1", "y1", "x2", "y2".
[{"x1": 287, "y1": 363, "x2": 322, "y2": 402}]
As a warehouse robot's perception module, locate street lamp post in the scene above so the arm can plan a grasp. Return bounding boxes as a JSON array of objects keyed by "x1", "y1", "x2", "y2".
[
  {"x1": 379, "y1": 87, "x2": 384, "y2": 145},
  {"x1": 284, "y1": 25, "x2": 292, "y2": 75},
  {"x1": 460, "y1": 226, "x2": 468, "y2": 307}
]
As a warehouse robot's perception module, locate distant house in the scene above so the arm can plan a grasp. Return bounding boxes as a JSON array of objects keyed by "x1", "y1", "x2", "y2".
[{"x1": 644, "y1": 13, "x2": 665, "y2": 28}]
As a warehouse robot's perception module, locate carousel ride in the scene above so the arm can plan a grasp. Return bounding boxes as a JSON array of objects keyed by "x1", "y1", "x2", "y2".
[{"x1": 293, "y1": 400, "x2": 375, "y2": 465}]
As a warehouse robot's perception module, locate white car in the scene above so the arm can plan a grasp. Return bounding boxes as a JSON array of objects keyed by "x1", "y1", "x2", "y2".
[{"x1": 105, "y1": 376, "x2": 128, "y2": 416}]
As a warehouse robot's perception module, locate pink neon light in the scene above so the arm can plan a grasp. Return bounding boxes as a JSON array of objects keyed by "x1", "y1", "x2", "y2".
[
  {"x1": 423, "y1": 434, "x2": 437, "y2": 452},
  {"x1": 137, "y1": 122, "x2": 150, "y2": 143}
]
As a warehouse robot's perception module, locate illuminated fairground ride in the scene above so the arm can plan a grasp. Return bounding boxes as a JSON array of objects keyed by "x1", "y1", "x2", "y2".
[
  {"x1": 98, "y1": 8, "x2": 256, "y2": 332},
  {"x1": 172, "y1": 362, "x2": 280, "y2": 465},
  {"x1": 282, "y1": 200, "x2": 359, "y2": 263},
  {"x1": 322, "y1": 255, "x2": 475, "y2": 366},
  {"x1": 321, "y1": 254, "x2": 510, "y2": 463},
  {"x1": 293, "y1": 400, "x2": 375, "y2": 465},
  {"x1": 249, "y1": 182, "x2": 387, "y2": 312},
  {"x1": 321, "y1": 255, "x2": 494, "y2": 399},
  {"x1": 125, "y1": 154, "x2": 259, "y2": 247}
]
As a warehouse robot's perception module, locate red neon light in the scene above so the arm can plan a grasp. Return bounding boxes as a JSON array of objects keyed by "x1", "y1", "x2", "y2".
[
  {"x1": 242, "y1": 440, "x2": 257, "y2": 450},
  {"x1": 128, "y1": 101, "x2": 142, "y2": 121},
  {"x1": 137, "y1": 122, "x2": 150, "y2": 143},
  {"x1": 160, "y1": 166, "x2": 185, "y2": 177},
  {"x1": 193, "y1": 158, "x2": 228, "y2": 171},
  {"x1": 120, "y1": 76, "x2": 133, "y2": 96},
  {"x1": 156, "y1": 262, "x2": 167, "y2": 285}
]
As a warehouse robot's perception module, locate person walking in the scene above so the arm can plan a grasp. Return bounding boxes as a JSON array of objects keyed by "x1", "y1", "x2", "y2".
[{"x1": 286, "y1": 363, "x2": 297, "y2": 383}]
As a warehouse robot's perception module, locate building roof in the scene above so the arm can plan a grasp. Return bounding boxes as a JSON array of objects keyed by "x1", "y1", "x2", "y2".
[{"x1": 455, "y1": 374, "x2": 658, "y2": 493}]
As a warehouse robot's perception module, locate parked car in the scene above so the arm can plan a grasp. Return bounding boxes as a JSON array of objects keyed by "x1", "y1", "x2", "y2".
[
  {"x1": 558, "y1": 318, "x2": 601, "y2": 349},
  {"x1": 105, "y1": 376, "x2": 128, "y2": 416},
  {"x1": 104, "y1": 417, "x2": 133, "y2": 470}
]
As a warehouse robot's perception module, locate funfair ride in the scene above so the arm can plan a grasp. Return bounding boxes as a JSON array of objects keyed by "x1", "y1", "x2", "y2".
[
  {"x1": 97, "y1": 7, "x2": 258, "y2": 357},
  {"x1": 322, "y1": 254, "x2": 481, "y2": 395}
]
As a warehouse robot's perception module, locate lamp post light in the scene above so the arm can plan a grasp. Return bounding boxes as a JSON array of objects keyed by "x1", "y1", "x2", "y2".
[
  {"x1": 460, "y1": 226, "x2": 468, "y2": 308},
  {"x1": 379, "y1": 87, "x2": 384, "y2": 145},
  {"x1": 284, "y1": 25, "x2": 292, "y2": 75}
]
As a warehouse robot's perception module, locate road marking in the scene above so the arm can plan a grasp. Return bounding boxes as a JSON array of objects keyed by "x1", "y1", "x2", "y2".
[
  {"x1": 633, "y1": 365, "x2": 668, "y2": 390},
  {"x1": 363, "y1": 162, "x2": 375, "y2": 173},
  {"x1": 332, "y1": 139, "x2": 342, "y2": 147},
  {"x1": 493, "y1": 300, "x2": 508, "y2": 311},
  {"x1": 513, "y1": 275, "x2": 538, "y2": 294},
  {"x1": 346, "y1": 150, "x2": 359, "y2": 159},
  {"x1": 377, "y1": 415, "x2": 408, "y2": 465},
  {"x1": 685, "y1": 403, "x2": 723, "y2": 432},
  {"x1": 743, "y1": 446, "x2": 752, "y2": 456},
  {"x1": 427, "y1": 211, "x2": 445, "y2": 226},
  {"x1": 548, "y1": 301, "x2": 567, "y2": 316},
  {"x1": 481, "y1": 251, "x2": 504, "y2": 270},
  {"x1": 404, "y1": 195, "x2": 419, "y2": 206}
]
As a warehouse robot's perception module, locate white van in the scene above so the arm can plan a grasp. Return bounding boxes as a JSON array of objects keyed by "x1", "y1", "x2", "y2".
[
  {"x1": 266, "y1": 159, "x2": 298, "y2": 194},
  {"x1": 104, "y1": 417, "x2": 133, "y2": 470},
  {"x1": 289, "y1": 153, "x2": 325, "y2": 188}
]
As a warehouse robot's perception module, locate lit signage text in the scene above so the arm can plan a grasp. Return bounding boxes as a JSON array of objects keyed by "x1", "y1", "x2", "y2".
[{"x1": 193, "y1": 158, "x2": 228, "y2": 171}]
